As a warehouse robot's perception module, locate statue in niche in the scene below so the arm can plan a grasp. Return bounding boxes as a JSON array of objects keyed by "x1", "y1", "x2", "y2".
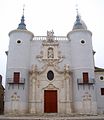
[{"x1": 48, "y1": 48, "x2": 54, "y2": 58}]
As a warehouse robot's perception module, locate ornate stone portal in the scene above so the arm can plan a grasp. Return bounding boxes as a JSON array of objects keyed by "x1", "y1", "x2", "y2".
[{"x1": 28, "y1": 30, "x2": 73, "y2": 114}]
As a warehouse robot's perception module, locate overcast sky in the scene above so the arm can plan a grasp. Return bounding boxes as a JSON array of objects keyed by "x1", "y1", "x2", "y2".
[{"x1": 0, "y1": 0, "x2": 104, "y2": 86}]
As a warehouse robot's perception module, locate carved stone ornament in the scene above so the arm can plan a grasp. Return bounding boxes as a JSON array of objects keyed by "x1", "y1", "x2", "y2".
[
  {"x1": 36, "y1": 48, "x2": 64, "y2": 65},
  {"x1": 29, "y1": 63, "x2": 71, "y2": 76},
  {"x1": 48, "y1": 48, "x2": 54, "y2": 58},
  {"x1": 36, "y1": 30, "x2": 64, "y2": 65},
  {"x1": 29, "y1": 65, "x2": 39, "y2": 81},
  {"x1": 29, "y1": 65, "x2": 40, "y2": 87},
  {"x1": 11, "y1": 92, "x2": 20, "y2": 101},
  {"x1": 47, "y1": 30, "x2": 54, "y2": 42},
  {"x1": 36, "y1": 51, "x2": 43, "y2": 61},
  {"x1": 64, "y1": 64, "x2": 71, "y2": 80},
  {"x1": 83, "y1": 92, "x2": 91, "y2": 101},
  {"x1": 43, "y1": 83, "x2": 58, "y2": 90}
]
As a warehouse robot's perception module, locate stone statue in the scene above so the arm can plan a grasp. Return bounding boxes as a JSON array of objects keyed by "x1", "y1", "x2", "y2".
[
  {"x1": 48, "y1": 48, "x2": 54, "y2": 58},
  {"x1": 47, "y1": 30, "x2": 54, "y2": 42}
]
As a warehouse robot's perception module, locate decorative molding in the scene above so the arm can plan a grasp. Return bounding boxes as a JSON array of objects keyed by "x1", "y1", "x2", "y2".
[
  {"x1": 29, "y1": 63, "x2": 71, "y2": 76},
  {"x1": 29, "y1": 65, "x2": 40, "y2": 87},
  {"x1": 29, "y1": 65, "x2": 38, "y2": 80},
  {"x1": 43, "y1": 83, "x2": 59, "y2": 90}
]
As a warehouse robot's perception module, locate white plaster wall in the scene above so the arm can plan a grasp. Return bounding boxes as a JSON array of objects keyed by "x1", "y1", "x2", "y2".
[
  {"x1": 7, "y1": 31, "x2": 33, "y2": 69},
  {"x1": 58, "y1": 40, "x2": 71, "y2": 69},
  {"x1": 67, "y1": 29, "x2": 97, "y2": 114},
  {"x1": 68, "y1": 30, "x2": 94, "y2": 69},
  {"x1": 95, "y1": 72, "x2": 104, "y2": 114},
  {"x1": 5, "y1": 30, "x2": 34, "y2": 114},
  {"x1": 30, "y1": 40, "x2": 44, "y2": 69}
]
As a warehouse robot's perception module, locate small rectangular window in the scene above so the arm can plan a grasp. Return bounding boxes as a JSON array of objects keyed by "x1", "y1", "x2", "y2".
[
  {"x1": 83, "y1": 72, "x2": 89, "y2": 83},
  {"x1": 13, "y1": 72, "x2": 20, "y2": 83},
  {"x1": 101, "y1": 88, "x2": 104, "y2": 95}
]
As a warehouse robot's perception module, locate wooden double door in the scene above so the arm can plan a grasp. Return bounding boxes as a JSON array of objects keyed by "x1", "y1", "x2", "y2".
[{"x1": 44, "y1": 90, "x2": 57, "y2": 113}]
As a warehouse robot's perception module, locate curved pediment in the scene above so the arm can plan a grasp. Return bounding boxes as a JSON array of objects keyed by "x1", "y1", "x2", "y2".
[{"x1": 43, "y1": 83, "x2": 59, "y2": 90}]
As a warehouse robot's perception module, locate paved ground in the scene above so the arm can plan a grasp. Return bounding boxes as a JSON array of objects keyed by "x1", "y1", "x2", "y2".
[{"x1": 0, "y1": 114, "x2": 104, "y2": 120}]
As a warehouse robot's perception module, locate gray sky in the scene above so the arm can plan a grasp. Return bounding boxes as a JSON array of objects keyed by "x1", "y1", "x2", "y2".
[{"x1": 0, "y1": 0, "x2": 104, "y2": 86}]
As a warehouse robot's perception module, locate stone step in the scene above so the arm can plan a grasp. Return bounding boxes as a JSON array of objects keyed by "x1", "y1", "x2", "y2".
[{"x1": 0, "y1": 115, "x2": 104, "y2": 120}]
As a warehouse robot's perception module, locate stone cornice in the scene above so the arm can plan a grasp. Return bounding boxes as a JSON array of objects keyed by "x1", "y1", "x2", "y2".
[{"x1": 9, "y1": 29, "x2": 34, "y2": 37}]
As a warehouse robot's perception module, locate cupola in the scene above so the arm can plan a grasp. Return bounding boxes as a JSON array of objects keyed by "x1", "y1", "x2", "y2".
[
  {"x1": 73, "y1": 14, "x2": 87, "y2": 30},
  {"x1": 17, "y1": 15, "x2": 26, "y2": 30}
]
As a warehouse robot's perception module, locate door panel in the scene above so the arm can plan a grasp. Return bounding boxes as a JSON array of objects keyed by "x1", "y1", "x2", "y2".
[{"x1": 44, "y1": 90, "x2": 57, "y2": 113}]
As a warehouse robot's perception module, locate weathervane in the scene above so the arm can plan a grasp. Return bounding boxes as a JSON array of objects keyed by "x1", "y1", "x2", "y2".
[
  {"x1": 23, "y1": 4, "x2": 25, "y2": 16},
  {"x1": 76, "y1": 3, "x2": 79, "y2": 15}
]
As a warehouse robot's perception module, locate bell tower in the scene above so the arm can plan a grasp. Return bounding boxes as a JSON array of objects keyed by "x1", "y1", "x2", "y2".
[
  {"x1": 67, "y1": 13, "x2": 97, "y2": 114},
  {"x1": 5, "y1": 11, "x2": 34, "y2": 114}
]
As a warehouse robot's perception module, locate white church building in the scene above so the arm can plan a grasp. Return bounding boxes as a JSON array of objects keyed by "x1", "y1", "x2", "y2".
[{"x1": 4, "y1": 12, "x2": 104, "y2": 115}]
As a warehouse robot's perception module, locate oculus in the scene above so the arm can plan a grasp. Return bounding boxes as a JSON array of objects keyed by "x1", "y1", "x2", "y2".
[
  {"x1": 100, "y1": 76, "x2": 104, "y2": 80},
  {"x1": 17, "y1": 40, "x2": 21, "y2": 44},
  {"x1": 81, "y1": 40, "x2": 85, "y2": 44},
  {"x1": 47, "y1": 70, "x2": 54, "y2": 80}
]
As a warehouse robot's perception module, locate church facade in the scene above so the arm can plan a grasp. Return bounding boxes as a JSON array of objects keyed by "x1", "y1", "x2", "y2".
[{"x1": 4, "y1": 13, "x2": 104, "y2": 115}]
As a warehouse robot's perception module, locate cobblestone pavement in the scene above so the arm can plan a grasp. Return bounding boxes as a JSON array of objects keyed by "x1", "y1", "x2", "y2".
[{"x1": 0, "y1": 115, "x2": 104, "y2": 120}]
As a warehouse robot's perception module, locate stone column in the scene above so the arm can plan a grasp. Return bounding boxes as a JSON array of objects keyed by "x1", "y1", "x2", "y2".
[
  {"x1": 64, "y1": 65, "x2": 72, "y2": 114},
  {"x1": 29, "y1": 65, "x2": 38, "y2": 114}
]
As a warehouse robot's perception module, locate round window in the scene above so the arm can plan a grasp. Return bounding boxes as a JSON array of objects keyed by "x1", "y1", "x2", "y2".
[
  {"x1": 81, "y1": 40, "x2": 85, "y2": 44},
  {"x1": 100, "y1": 76, "x2": 104, "y2": 80},
  {"x1": 17, "y1": 40, "x2": 21, "y2": 44},
  {"x1": 47, "y1": 70, "x2": 54, "y2": 80}
]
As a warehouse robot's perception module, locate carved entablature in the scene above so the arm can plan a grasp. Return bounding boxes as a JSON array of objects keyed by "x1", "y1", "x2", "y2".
[{"x1": 36, "y1": 30, "x2": 64, "y2": 64}]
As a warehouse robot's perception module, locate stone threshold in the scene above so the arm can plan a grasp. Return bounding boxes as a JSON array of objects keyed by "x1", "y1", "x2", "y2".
[{"x1": 0, "y1": 114, "x2": 104, "y2": 120}]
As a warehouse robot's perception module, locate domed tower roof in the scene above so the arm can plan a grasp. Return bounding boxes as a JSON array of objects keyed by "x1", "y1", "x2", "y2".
[
  {"x1": 73, "y1": 14, "x2": 87, "y2": 30},
  {"x1": 17, "y1": 14, "x2": 26, "y2": 30},
  {"x1": 17, "y1": 6, "x2": 26, "y2": 30},
  {"x1": 9, "y1": 7, "x2": 34, "y2": 37}
]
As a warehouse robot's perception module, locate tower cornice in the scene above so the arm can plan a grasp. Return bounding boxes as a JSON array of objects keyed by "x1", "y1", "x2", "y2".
[
  {"x1": 9, "y1": 29, "x2": 34, "y2": 37},
  {"x1": 67, "y1": 29, "x2": 92, "y2": 38}
]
